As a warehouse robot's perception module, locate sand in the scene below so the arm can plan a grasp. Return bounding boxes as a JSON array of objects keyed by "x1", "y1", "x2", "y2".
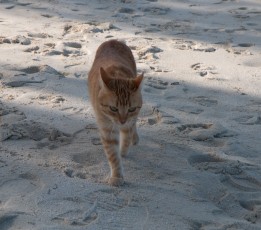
[{"x1": 0, "y1": 0, "x2": 261, "y2": 229}]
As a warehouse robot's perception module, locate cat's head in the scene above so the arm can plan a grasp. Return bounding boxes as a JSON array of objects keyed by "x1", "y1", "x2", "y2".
[{"x1": 98, "y1": 67, "x2": 143, "y2": 126}]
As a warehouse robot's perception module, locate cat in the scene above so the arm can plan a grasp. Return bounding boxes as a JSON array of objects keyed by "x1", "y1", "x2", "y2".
[{"x1": 88, "y1": 40, "x2": 143, "y2": 186}]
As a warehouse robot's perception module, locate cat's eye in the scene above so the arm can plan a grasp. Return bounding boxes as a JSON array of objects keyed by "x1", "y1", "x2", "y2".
[
  {"x1": 128, "y1": 107, "x2": 136, "y2": 113},
  {"x1": 109, "y1": 106, "x2": 118, "y2": 112}
]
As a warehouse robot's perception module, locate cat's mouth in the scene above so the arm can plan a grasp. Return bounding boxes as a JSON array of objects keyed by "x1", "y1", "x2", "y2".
[
  {"x1": 116, "y1": 120, "x2": 127, "y2": 126},
  {"x1": 114, "y1": 119, "x2": 132, "y2": 127},
  {"x1": 119, "y1": 118, "x2": 127, "y2": 125}
]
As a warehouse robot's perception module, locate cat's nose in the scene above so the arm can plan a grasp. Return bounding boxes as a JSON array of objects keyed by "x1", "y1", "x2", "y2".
[
  {"x1": 120, "y1": 119, "x2": 126, "y2": 124},
  {"x1": 119, "y1": 117, "x2": 127, "y2": 124}
]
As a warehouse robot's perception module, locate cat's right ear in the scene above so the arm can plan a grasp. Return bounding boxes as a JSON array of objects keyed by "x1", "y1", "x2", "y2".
[{"x1": 100, "y1": 67, "x2": 111, "y2": 89}]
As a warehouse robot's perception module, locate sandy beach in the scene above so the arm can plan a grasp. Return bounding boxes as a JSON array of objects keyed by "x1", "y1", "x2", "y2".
[{"x1": 0, "y1": 0, "x2": 261, "y2": 229}]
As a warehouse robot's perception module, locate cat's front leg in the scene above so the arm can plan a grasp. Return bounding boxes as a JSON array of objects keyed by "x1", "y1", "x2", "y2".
[
  {"x1": 100, "y1": 126, "x2": 124, "y2": 186},
  {"x1": 120, "y1": 123, "x2": 139, "y2": 157},
  {"x1": 120, "y1": 128, "x2": 132, "y2": 157},
  {"x1": 131, "y1": 124, "x2": 139, "y2": 146}
]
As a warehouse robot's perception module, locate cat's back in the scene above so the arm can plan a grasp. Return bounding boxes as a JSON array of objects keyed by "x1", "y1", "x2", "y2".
[
  {"x1": 88, "y1": 40, "x2": 137, "y2": 103},
  {"x1": 89, "y1": 40, "x2": 136, "y2": 79},
  {"x1": 95, "y1": 40, "x2": 134, "y2": 64}
]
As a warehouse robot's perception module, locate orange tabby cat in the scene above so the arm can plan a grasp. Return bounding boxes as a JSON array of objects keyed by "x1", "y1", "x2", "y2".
[{"x1": 88, "y1": 40, "x2": 143, "y2": 186}]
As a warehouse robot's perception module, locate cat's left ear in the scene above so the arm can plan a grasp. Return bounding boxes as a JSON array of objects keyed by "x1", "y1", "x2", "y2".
[
  {"x1": 133, "y1": 73, "x2": 144, "y2": 90},
  {"x1": 100, "y1": 67, "x2": 111, "y2": 89}
]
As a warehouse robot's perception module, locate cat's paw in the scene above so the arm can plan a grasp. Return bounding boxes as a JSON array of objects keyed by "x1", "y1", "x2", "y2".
[
  {"x1": 108, "y1": 176, "x2": 124, "y2": 187},
  {"x1": 132, "y1": 132, "x2": 139, "y2": 145}
]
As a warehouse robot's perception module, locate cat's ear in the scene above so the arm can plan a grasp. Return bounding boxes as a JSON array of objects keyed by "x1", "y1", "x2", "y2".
[
  {"x1": 133, "y1": 73, "x2": 144, "y2": 90},
  {"x1": 100, "y1": 67, "x2": 111, "y2": 89}
]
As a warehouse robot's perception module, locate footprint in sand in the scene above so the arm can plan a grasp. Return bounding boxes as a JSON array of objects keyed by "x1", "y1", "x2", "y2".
[
  {"x1": 72, "y1": 148, "x2": 103, "y2": 168},
  {"x1": 229, "y1": 7, "x2": 261, "y2": 20},
  {"x1": 148, "y1": 108, "x2": 179, "y2": 125},
  {"x1": 62, "y1": 41, "x2": 83, "y2": 56},
  {"x1": 0, "y1": 103, "x2": 25, "y2": 123},
  {"x1": 87, "y1": 189, "x2": 129, "y2": 212},
  {"x1": 143, "y1": 72, "x2": 177, "y2": 98},
  {"x1": 117, "y1": 7, "x2": 135, "y2": 14},
  {"x1": 0, "y1": 35, "x2": 31, "y2": 45},
  {"x1": 0, "y1": 212, "x2": 22, "y2": 229},
  {"x1": 172, "y1": 40, "x2": 196, "y2": 51},
  {"x1": 175, "y1": 104, "x2": 204, "y2": 115},
  {"x1": 44, "y1": 41, "x2": 83, "y2": 57},
  {"x1": 27, "y1": 32, "x2": 52, "y2": 39},
  {"x1": 64, "y1": 149, "x2": 104, "y2": 180},
  {"x1": 172, "y1": 39, "x2": 216, "y2": 52},
  {"x1": 140, "y1": 6, "x2": 170, "y2": 15},
  {"x1": 241, "y1": 199, "x2": 261, "y2": 224},
  {"x1": 39, "y1": 196, "x2": 98, "y2": 227},
  {"x1": 2, "y1": 65, "x2": 64, "y2": 88},
  {"x1": 237, "y1": 43, "x2": 254, "y2": 48},
  {"x1": 32, "y1": 94, "x2": 66, "y2": 106},
  {"x1": 2, "y1": 120, "x2": 69, "y2": 142},
  {"x1": 44, "y1": 42, "x2": 55, "y2": 49},
  {"x1": 234, "y1": 100, "x2": 261, "y2": 114},
  {"x1": 243, "y1": 58, "x2": 261, "y2": 68},
  {"x1": 63, "y1": 22, "x2": 117, "y2": 37},
  {"x1": 138, "y1": 101, "x2": 178, "y2": 125},
  {"x1": 41, "y1": 14, "x2": 54, "y2": 18},
  {"x1": 159, "y1": 20, "x2": 192, "y2": 34},
  {"x1": 16, "y1": 64, "x2": 62, "y2": 80},
  {"x1": 190, "y1": 96, "x2": 218, "y2": 107},
  {"x1": 175, "y1": 123, "x2": 236, "y2": 143},
  {"x1": 60, "y1": 129, "x2": 107, "y2": 182},
  {"x1": 188, "y1": 154, "x2": 242, "y2": 175},
  {"x1": 63, "y1": 42, "x2": 82, "y2": 49},
  {"x1": 138, "y1": 103, "x2": 160, "y2": 125},
  {"x1": 144, "y1": 77, "x2": 168, "y2": 90},
  {"x1": 5, "y1": 5, "x2": 15, "y2": 9},
  {"x1": 0, "y1": 172, "x2": 42, "y2": 227},
  {"x1": 234, "y1": 115, "x2": 261, "y2": 125},
  {"x1": 52, "y1": 189, "x2": 139, "y2": 228},
  {"x1": 52, "y1": 204, "x2": 98, "y2": 226},
  {"x1": 149, "y1": 66, "x2": 172, "y2": 73},
  {"x1": 82, "y1": 189, "x2": 149, "y2": 228},
  {"x1": 23, "y1": 46, "x2": 40, "y2": 53},
  {"x1": 137, "y1": 45, "x2": 163, "y2": 61},
  {"x1": 191, "y1": 63, "x2": 218, "y2": 77},
  {"x1": 224, "y1": 140, "x2": 260, "y2": 161},
  {"x1": 189, "y1": 152, "x2": 261, "y2": 224},
  {"x1": 0, "y1": 104, "x2": 25, "y2": 141},
  {"x1": 17, "y1": 65, "x2": 63, "y2": 77},
  {"x1": 0, "y1": 103, "x2": 71, "y2": 143}
]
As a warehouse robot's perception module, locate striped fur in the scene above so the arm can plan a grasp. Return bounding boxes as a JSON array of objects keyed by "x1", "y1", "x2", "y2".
[{"x1": 88, "y1": 40, "x2": 143, "y2": 186}]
